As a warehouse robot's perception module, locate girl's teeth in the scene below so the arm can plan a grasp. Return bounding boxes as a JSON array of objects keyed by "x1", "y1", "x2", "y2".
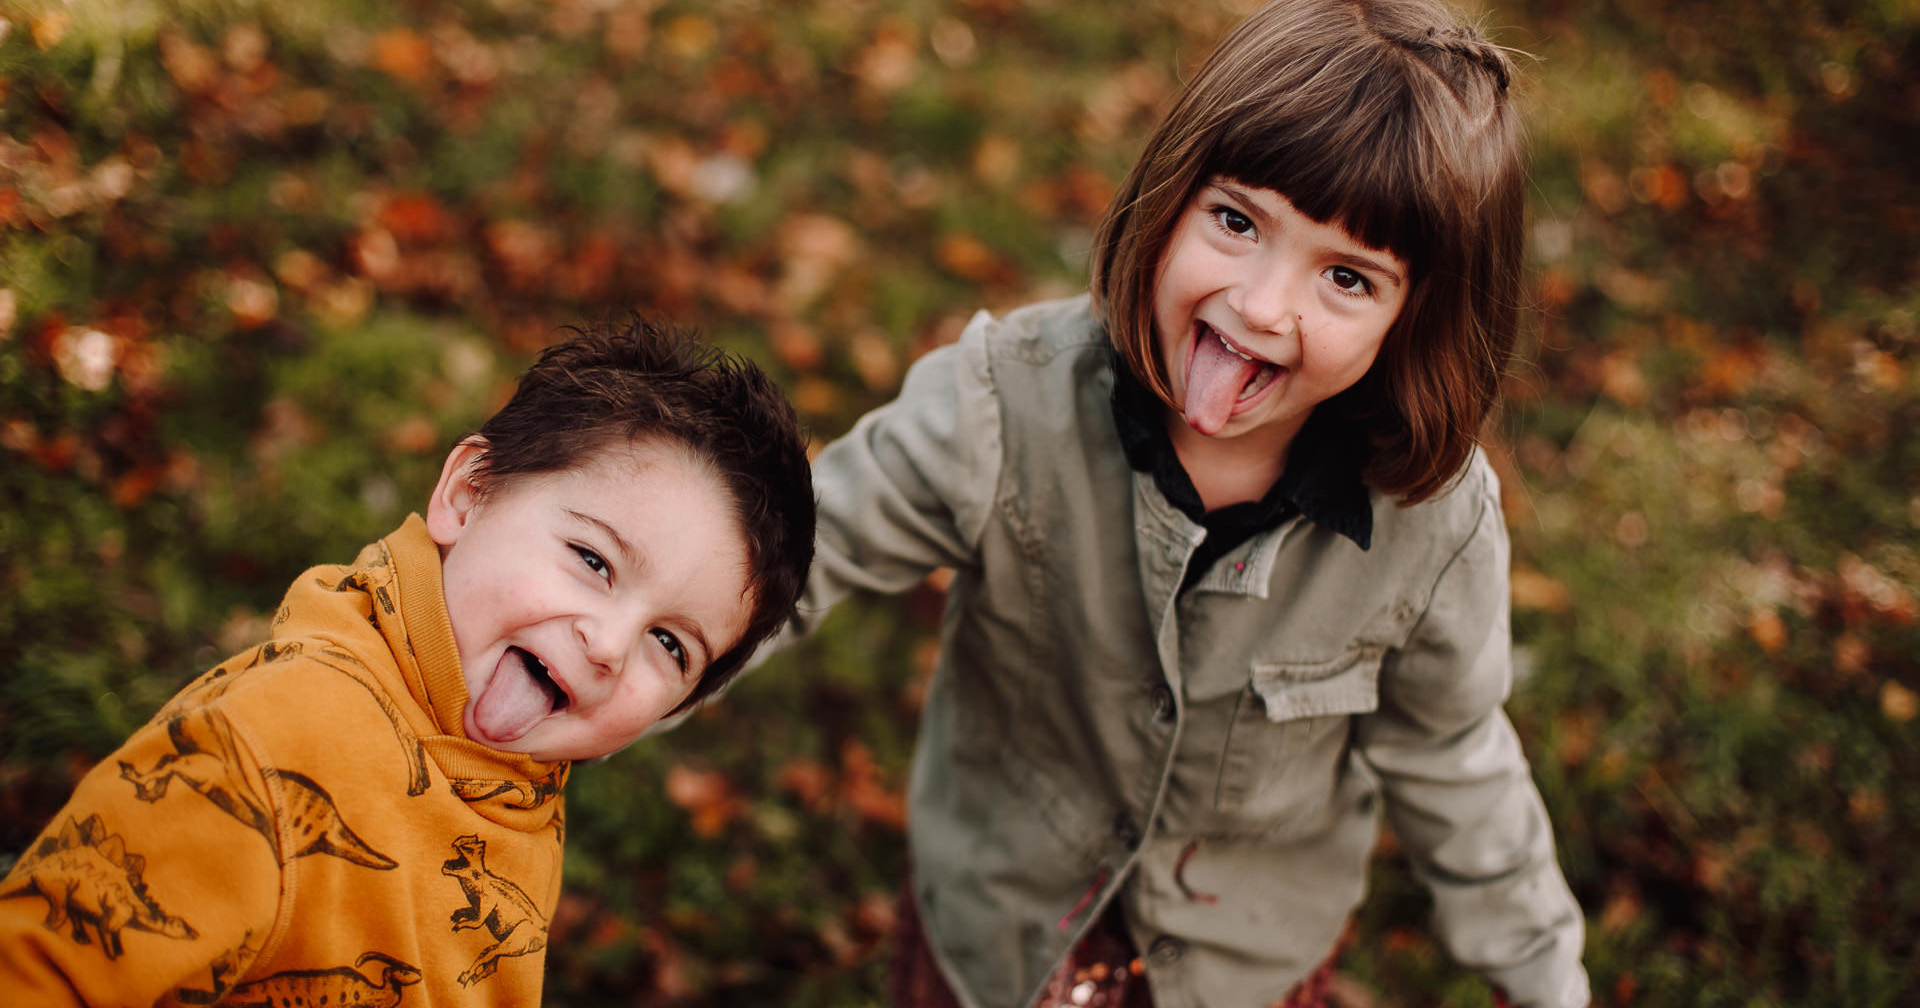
[{"x1": 1219, "y1": 333, "x2": 1256, "y2": 362}]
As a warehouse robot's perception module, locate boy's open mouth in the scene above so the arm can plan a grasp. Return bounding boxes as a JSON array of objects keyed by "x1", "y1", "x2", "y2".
[
  {"x1": 514, "y1": 647, "x2": 569, "y2": 712},
  {"x1": 469, "y1": 645, "x2": 569, "y2": 745},
  {"x1": 1183, "y1": 322, "x2": 1281, "y2": 435}
]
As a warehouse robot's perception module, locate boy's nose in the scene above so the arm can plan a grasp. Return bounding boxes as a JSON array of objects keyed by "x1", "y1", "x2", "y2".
[{"x1": 577, "y1": 615, "x2": 636, "y2": 677}]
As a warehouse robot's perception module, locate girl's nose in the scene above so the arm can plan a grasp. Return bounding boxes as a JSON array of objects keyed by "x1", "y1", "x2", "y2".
[{"x1": 1234, "y1": 274, "x2": 1297, "y2": 337}]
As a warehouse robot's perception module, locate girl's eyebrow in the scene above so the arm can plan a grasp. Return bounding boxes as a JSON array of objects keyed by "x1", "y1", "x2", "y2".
[{"x1": 1209, "y1": 180, "x2": 1405, "y2": 290}]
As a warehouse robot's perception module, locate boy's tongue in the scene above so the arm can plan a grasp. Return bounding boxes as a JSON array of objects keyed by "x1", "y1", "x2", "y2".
[
  {"x1": 471, "y1": 650, "x2": 552, "y2": 744},
  {"x1": 1183, "y1": 329, "x2": 1262, "y2": 435}
]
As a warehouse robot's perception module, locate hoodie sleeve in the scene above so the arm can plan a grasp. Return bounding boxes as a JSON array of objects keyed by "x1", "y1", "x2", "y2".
[{"x1": 0, "y1": 701, "x2": 281, "y2": 1007}]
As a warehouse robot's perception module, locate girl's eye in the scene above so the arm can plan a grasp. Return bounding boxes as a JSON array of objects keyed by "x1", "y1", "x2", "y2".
[
  {"x1": 1326, "y1": 265, "x2": 1373, "y2": 296},
  {"x1": 571, "y1": 545, "x2": 611, "y2": 582},
  {"x1": 650, "y1": 628, "x2": 688, "y2": 672},
  {"x1": 1213, "y1": 206, "x2": 1255, "y2": 236}
]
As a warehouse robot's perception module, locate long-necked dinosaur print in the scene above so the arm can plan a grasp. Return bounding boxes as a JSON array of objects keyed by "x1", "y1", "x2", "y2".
[
  {"x1": 204, "y1": 951, "x2": 422, "y2": 1008},
  {"x1": 0, "y1": 814, "x2": 198, "y2": 959},
  {"x1": 117, "y1": 708, "x2": 396, "y2": 870},
  {"x1": 311, "y1": 646, "x2": 432, "y2": 797},
  {"x1": 447, "y1": 764, "x2": 567, "y2": 811}
]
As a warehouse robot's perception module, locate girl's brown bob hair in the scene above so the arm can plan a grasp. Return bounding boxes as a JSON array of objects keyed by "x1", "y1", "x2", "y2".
[{"x1": 1092, "y1": 0, "x2": 1526, "y2": 505}]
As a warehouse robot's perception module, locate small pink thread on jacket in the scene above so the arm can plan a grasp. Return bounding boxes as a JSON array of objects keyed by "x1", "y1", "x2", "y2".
[
  {"x1": 1057, "y1": 866, "x2": 1113, "y2": 930},
  {"x1": 1173, "y1": 839, "x2": 1218, "y2": 904}
]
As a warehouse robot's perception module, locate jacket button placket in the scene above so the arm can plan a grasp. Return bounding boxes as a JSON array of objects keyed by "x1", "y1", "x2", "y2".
[{"x1": 1149, "y1": 682, "x2": 1176, "y2": 724}]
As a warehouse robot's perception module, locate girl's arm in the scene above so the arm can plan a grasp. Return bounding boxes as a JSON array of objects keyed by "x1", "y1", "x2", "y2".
[
  {"x1": 1354, "y1": 470, "x2": 1590, "y2": 1008},
  {"x1": 786, "y1": 310, "x2": 1005, "y2": 637}
]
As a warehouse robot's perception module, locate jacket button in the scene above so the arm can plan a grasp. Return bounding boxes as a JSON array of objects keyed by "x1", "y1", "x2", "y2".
[
  {"x1": 1147, "y1": 935, "x2": 1184, "y2": 966},
  {"x1": 1113, "y1": 813, "x2": 1141, "y2": 850},
  {"x1": 1150, "y1": 683, "x2": 1176, "y2": 723}
]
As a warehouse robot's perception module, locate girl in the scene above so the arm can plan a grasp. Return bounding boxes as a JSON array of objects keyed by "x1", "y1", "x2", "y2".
[{"x1": 791, "y1": 1, "x2": 1590, "y2": 1005}]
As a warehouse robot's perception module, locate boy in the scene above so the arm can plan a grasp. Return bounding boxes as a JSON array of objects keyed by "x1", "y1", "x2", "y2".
[{"x1": 0, "y1": 317, "x2": 815, "y2": 1005}]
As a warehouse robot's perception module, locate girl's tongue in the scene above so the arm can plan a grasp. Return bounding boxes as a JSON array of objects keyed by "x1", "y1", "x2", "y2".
[
  {"x1": 1183, "y1": 327, "x2": 1267, "y2": 435},
  {"x1": 470, "y1": 647, "x2": 562, "y2": 744}
]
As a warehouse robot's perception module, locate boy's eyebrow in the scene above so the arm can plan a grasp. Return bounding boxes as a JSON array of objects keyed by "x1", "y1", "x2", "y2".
[
  {"x1": 564, "y1": 508, "x2": 637, "y2": 567},
  {"x1": 1210, "y1": 179, "x2": 1406, "y2": 289},
  {"x1": 679, "y1": 620, "x2": 716, "y2": 675}
]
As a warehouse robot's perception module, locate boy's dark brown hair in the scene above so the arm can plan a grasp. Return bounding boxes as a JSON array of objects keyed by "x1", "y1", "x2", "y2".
[
  {"x1": 1092, "y1": 0, "x2": 1526, "y2": 504},
  {"x1": 465, "y1": 315, "x2": 814, "y2": 713}
]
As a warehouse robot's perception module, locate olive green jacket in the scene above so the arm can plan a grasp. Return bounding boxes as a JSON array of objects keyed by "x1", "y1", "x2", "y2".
[{"x1": 794, "y1": 296, "x2": 1589, "y2": 1008}]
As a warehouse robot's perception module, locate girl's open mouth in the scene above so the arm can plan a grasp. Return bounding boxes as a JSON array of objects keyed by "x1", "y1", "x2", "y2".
[{"x1": 1183, "y1": 322, "x2": 1281, "y2": 434}]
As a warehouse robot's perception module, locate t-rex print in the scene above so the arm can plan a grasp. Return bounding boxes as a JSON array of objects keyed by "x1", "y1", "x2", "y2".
[
  {"x1": 118, "y1": 708, "x2": 396, "y2": 870},
  {"x1": 208, "y1": 951, "x2": 422, "y2": 1008},
  {"x1": 441, "y1": 835, "x2": 548, "y2": 985},
  {"x1": 0, "y1": 814, "x2": 197, "y2": 959}
]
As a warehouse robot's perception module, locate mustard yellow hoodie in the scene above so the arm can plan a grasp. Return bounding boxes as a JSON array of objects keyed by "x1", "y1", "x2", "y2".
[{"x1": 0, "y1": 515, "x2": 569, "y2": 1007}]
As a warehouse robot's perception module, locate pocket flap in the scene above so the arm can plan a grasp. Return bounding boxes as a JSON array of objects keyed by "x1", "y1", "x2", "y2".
[{"x1": 1249, "y1": 647, "x2": 1384, "y2": 722}]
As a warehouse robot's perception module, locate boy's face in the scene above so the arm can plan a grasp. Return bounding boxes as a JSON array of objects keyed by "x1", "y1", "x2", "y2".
[
  {"x1": 1152, "y1": 177, "x2": 1408, "y2": 447},
  {"x1": 427, "y1": 436, "x2": 752, "y2": 762}
]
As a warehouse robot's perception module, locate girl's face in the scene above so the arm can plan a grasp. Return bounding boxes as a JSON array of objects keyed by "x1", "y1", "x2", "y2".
[
  {"x1": 1152, "y1": 177, "x2": 1409, "y2": 447},
  {"x1": 428, "y1": 437, "x2": 752, "y2": 762}
]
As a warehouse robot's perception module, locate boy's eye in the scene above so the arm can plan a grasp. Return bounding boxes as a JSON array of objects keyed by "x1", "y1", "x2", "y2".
[
  {"x1": 1327, "y1": 265, "x2": 1372, "y2": 295},
  {"x1": 572, "y1": 544, "x2": 611, "y2": 581},
  {"x1": 1215, "y1": 206, "x2": 1255, "y2": 235},
  {"x1": 650, "y1": 628, "x2": 688, "y2": 672}
]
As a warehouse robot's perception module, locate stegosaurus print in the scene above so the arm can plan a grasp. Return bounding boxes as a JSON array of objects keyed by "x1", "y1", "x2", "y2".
[
  {"x1": 201, "y1": 951, "x2": 422, "y2": 1008},
  {"x1": 441, "y1": 835, "x2": 548, "y2": 985},
  {"x1": 0, "y1": 814, "x2": 197, "y2": 959},
  {"x1": 118, "y1": 708, "x2": 396, "y2": 870}
]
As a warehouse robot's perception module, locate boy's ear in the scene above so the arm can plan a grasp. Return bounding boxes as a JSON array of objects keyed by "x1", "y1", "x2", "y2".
[{"x1": 426, "y1": 437, "x2": 488, "y2": 548}]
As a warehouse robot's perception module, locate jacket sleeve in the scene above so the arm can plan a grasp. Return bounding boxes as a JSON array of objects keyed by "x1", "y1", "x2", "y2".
[
  {"x1": 786, "y1": 310, "x2": 1006, "y2": 637},
  {"x1": 0, "y1": 703, "x2": 281, "y2": 1007},
  {"x1": 1354, "y1": 474, "x2": 1591, "y2": 1008}
]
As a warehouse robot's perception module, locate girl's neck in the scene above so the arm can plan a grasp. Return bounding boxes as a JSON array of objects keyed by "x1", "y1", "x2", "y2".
[{"x1": 1163, "y1": 408, "x2": 1306, "y2": 512}]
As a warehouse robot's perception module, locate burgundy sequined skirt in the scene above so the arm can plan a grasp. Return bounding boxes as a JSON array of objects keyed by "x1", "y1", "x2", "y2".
[{"x1": 887, "y1": 879, "x2": 1337, "y2": 1008}]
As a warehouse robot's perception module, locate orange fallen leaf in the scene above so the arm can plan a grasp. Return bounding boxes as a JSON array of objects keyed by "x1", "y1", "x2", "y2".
[
  {"x1": 1509, "y1": 566, "x2": 1571, "y2": 613},
  {"x1": 370, "y1": 29, "x2": 435, "y2": 86},
  {"x1": 665, "y1": 763, "x2": 739, "y2": 837},
  {"x1": 1746, "y1": 608, "x2": 1787, "y2": 654},
  {"x1": 937, "y1": 233, "x2": 1008, "y2": 283},
  {"x1": 775, "y1": 758, "x2": 832, "y2": 808},
  {"x1": 1881, "y1": 681, "x2": 1917, "y2": 723},
  {"x1": 377, "y1": 192, "x2": 455, "y2": 244}
]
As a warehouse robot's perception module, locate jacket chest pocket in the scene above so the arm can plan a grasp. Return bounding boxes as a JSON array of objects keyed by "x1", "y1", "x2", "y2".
[{"x1": 1214, "y1": 647, "x2": 1384, "y2": 816}]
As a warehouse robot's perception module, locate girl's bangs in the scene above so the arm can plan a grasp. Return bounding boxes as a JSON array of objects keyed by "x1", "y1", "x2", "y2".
[{"x1": 1205, "y1": 84, "x2": 1444, "y2": 273}]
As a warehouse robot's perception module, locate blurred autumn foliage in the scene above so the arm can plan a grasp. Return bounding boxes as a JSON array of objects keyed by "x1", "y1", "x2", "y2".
[{"x1": 2, "y1": 0, "x2": 1916, "y2": 1005}]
